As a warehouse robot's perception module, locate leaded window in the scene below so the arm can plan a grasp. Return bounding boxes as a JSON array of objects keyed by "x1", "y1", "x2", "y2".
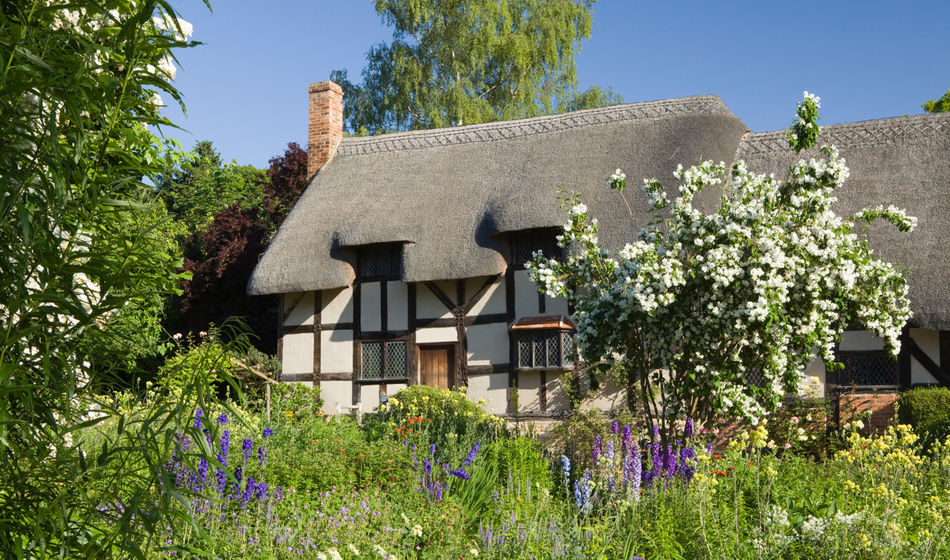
[
  {"x1": 516, "y1": 331, "x2": 574, "y2": 370},
  {"x1": 361, "y1": 340, "x2": 408, "y2": 380},
  {"x1": 357, "y1": 243, "x2": 402, "y2": 279},
  {"x1": 835, "y1": 350, "x2": 898, "y2": 387},
  {"x1": 511, "y1": 228, "x2": 563, "y2": 266}
]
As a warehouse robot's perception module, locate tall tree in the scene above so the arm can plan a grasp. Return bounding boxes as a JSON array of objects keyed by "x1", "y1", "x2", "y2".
[
  {"x1": 923, "y1": 90, "x2": 950, "y2": 113},
  {"x1": 332, "y1": 0, "x2": 622, "y2": 134},
  {"x1": 169, "y1": 142, "x2": 310, "y2": 353},
  {"x1": 156, "y1": 140, "x2": 268, "y2": 232}
]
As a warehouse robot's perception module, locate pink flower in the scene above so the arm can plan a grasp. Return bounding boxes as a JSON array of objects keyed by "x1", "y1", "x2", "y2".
[
  {"x1": 172, "y1": 333, "x2": 182, "y2": 340},
  {"x1": 790, "y1": 416, "x2": 800, "y2": 424},
  {"x1": 784, "y1": 442, "x2": 792, "y2": 449}
]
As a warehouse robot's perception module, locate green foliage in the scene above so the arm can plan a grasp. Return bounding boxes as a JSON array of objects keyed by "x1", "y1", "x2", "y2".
[
  {"x1": 483, "y1": 436, "x2": 553, "y2": 491},
  {"x1": 155, "y1": 140, "x2": 268, "y2": 232},
  {"x1": 368, "y1": 385, "x2": 506, "y2": 463},
  {"x1": 332, "y1": 0, "x2": 620, "y2": 135},
  {"x1": 923, "y1": 89, "x2": 950, "y2": 113},
  {"x1": 270, "y1": 381, "x2": 324, "y2": 421},
  {"x1": 898, "y1": 386, "x2": 950, "y2": 439},
  {"x1": 0, "y1": 1, "x2": 218, "y2": 556}
]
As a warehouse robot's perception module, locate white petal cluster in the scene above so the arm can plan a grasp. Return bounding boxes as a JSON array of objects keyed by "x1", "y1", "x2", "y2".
[{"x1": 527, "y1": 144, "x2": 913, "y2": 424}]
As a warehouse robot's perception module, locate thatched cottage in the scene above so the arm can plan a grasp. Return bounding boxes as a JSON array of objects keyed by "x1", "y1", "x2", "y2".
[{"x1": 248, "y1": 80, "x2": 950, "y2": 417}]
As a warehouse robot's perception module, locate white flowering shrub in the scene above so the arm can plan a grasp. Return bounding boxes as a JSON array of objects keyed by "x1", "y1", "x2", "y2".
[{"x1": 528, "y1": 93, "x2": 914, "y2": 435}]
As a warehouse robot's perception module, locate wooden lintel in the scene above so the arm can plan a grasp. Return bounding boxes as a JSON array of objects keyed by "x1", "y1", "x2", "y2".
[
  {"x1": 284, "y1": 324, "x2": 314, "y2": 335},
  {"x1": 466, "y1": 363, "x2": 512, "y2": 375},
  {"x1": 313, "y1": 290, "x2": 321, "y2": 387},
  {"x1": 898, "y1": 327, "x2": 912, "y2": 389},
  {"x1": 321, "y1": 371, "x2": 352, "y2": 382}
]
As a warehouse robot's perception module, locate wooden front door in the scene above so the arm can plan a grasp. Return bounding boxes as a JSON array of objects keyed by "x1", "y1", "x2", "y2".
[{"x1": 419, "y1": 345, "x2": 454, "y2": 389}]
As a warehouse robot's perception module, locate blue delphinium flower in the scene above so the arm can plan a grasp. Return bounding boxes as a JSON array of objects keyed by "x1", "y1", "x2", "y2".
[
  {"x1": 257, "y1": 445, "x2": 267, "y2": 467},
  {"x1": 450, "y1": 469, "x2": 471, "y2": 480},
  {"x1": 423, "y1": 458, "x2": 432, "y2": 476},
  {"x1": 560, "y1": 455, "x2": 571, "y2": 486},
  {"x1": 463, "y1": 441, "x2": 480, "y2": 467},
  {"x1": 612, "y1": 420, "x2": 619, "y2": 434},
  {"x1": 242, "y1": 438, "x2": 253, "y2": 462},
  {"x1": 664, "y1": 444, "x2": 676, "y2": 479},
  {"x1": 574, "y1": 470, "x2": 593, "y2": 513},
  {"x1": 194, "y1": 407, "x2": 203, "y2": 429},
  {"x1": 262, "y1": 427, "x2": 273, "y2": 439},
  {"x1": 629, "y1": 443, "x2": 641, "y2": 499},
  {"x1": 684, "y1": 417, "x2": 694, "y2": 439},
  {"x1": 593, "y1": 434, "x2": 602, "y2": 464},
  {"x1": 217, "y1": 413, "x2": 228, "y2": 425}
]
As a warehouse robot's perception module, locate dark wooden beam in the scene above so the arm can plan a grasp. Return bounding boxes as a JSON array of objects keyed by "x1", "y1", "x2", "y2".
[
  {"x1": 539, "y1": 371, "x2": 547, "y2": 412},
  {"x1": 277, "y1": 293, "x2": 284, "y2": 381},
  {"x1": 898, "y1": 327, "x2": 912, "y2": 389},
  {"x1": 313, "y1": 290, "x2": 321, "y2": 387},
  {"x1": 282, "y1": 292, "x2": 306, "y2": 320},
  {"x1": 408, "y1": 283, "x2": 417, "y2": 385},
  {"x1": 353, "y1": 283, "x2": 361, "y2": 406},
  {"x1": 425, "y1": 281, "x2": 457, "y2": 313},
  {"x1": 284, "y1": 324, "x2": 314, "y2": 335},
  {"x1": 456, "y1": 279, "x2": 465, "y2": 309},
  {"x1": 357, "y1": 330, "x2": 411, "y2": 341},
  {"x1": 381, "y1": 280, "x2": 388, "y2": 332},
  {"x1": 940, "y1": 331, "x2": 950, "y2": 386},
  {"x1": 414, "y1": 313, "x2": 510, "y2": 329},
  {"x1": 466, "y1": 363, "x2": 512, "y2": 375},
  {"x1": 505, "y1": 268, "x2": 517, "y2": 415},
  {"x1": 908, "y1": 335, "x2": 950, "y2": 386},
  {"x1": 281, "y1": 372, "x2": 314, "y2": 383},
  {"x1": 321, "y1": 371, "x2": 352, "y2": 382},
  {"x1": 320, "y1": 322, "x2": 355, "y2": 331},
  {"x1": 538, "y1": 290, "x2": 546, "y2": 314},
  {"x1": 461, "y1": 275, "x2": 501, "y2": 314}
]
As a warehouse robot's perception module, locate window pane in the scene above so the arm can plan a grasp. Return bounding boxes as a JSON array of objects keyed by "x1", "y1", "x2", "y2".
[
  {"x1": 561, "y1": 332, "x2": 574, "y2": 366},
  {"x1": 362, "y1": 342, "x2": 382, "y2": 379},
  {"x1": 385, "y1": 341, "x2": 407, "y2": 378},
  {"x1": 516, "y1": 338, "x2": 529, "y2": 368}
]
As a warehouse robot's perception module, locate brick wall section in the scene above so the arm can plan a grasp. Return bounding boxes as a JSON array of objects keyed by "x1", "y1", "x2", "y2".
[
  {"x1": 838, "y1": 392, "x2": 899, "y2": 433},
  {"x1": 308, "y1": 81, "x2": 343, "y2": 180}
]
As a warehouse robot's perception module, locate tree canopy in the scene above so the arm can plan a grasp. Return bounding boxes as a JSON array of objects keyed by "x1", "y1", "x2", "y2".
[
  {"x1": 332, "y1": 0, "x2": 622, "y2": 135},
  {"x1": 923, "y1": 90, "x2": 950, "y2": 113}
]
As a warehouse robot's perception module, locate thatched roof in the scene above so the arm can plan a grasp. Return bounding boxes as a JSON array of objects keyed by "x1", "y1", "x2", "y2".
[
  {"x1": 736, "y1": 112, "x2": 950, "y2": 330},
  {"x1": 248, "y1": 96, "x2": 747, "y2": 294}
]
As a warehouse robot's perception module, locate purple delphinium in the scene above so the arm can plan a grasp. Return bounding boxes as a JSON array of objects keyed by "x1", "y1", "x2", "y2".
[
  {"x1": 217, "y1": 413, "x2": 228, "y2": 425},
  {"x1": 684, "y1": 417, "x2": 694, "y2": 439},
  {"x1": 423, "y1": 458, "x2": 432, "y2": 476},
  {"x1": 262, "y1": 427, "x2": 273, "y2": 439},
  {"x1": 612, "y1": 420, "x2": 619, "y2": 434},
  {"x1": 462, "y1": 441, "x2": 480, "y2": 467},
  {"x1": 663, "y1": 444, "x2": 676, "y2": 479},
  {"x1": 593, "y1": 434, "x2": 602, "y2": 464},
  {"x1": 649, "y1": 437, "x2": 662, "y2": 483},
  {"x1": 573, "y1": 470, "x2": 593, "y2": 513},
  {"x1": 630, "y1": 443, "x2": 641, "y2": 499},
  {"x1": 257, "y1": 445, "x2": 267, "y2": 467},
  {"x1": 194, "y1": 407, "x2": 203, "y2": 429},
  {"x1": 450, "y1": 469, "x2": 471, "y2": 480},
  {"x1": 242, "y1": 438, "x2": 253, "y2": 462},
  {"x1": 560, "y1": 455, "x2": 571, "y2": 487}
]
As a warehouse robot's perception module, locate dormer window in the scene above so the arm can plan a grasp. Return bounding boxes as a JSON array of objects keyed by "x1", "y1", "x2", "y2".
[
  {"x1": 357, "y1": 243, "x2": 402, "y2": 280},
  {"x1": 511, "y1": 315, "x2": 575, "y2": 370},
  {"x1": 511, "y1": 228, "x2": 564, "y2": 267}
]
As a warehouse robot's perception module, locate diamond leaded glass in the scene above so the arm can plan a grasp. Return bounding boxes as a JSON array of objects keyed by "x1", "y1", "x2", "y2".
[
  {"x1": 516, "y1": 331, "x2": 574, "y2": 369},
  {"x1": 385, "y1": 341, "x2": 407, "y2": 378},
  {"x1": 362, "y1": 342, "x2": 382, "y2": 379},
  {"x1": 836, "y1": 351, "x2": 898, "y2": 386},
  {"x1": 561, "y1": 332, "x2": 574, "y2": 366}
]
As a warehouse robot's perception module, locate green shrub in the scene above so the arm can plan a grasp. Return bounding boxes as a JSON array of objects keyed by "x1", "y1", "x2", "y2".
[
  {"x1": 898, "y1": 386, "x2": 950, "y2": 437},
  {"x1": 270, "y1": 382, "x2": 323, "y2": 421},
  {"x1": 366, "y1": 385, "x2": 506, "y2": 463},
  {"x1": 483, "y1": 436, "x2": 553, "y2": 491}
]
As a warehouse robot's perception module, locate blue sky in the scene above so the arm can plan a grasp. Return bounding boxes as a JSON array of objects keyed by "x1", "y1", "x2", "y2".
[{"x1": 163, "y1": 0, "x2": 949, "y2": 168}]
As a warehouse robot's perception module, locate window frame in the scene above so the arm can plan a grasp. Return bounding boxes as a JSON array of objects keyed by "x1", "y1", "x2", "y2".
[
  {"x1": 356, "y1": 243, "x2": 403, "y2": 281},
  {"x1": 510, "y1": 228, "x2": 565, "y2": 269},
  {"x1": 514, "y1": 329, "x2": 575, "y2": 371},
  {"x1": 358, "y1": 339, "x2": 410, "y2": 382}
]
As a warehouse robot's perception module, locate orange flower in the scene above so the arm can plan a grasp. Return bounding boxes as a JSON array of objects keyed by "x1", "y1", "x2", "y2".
[{"x1": 712, "y1": 470, "x2": 728, "y2": 477}]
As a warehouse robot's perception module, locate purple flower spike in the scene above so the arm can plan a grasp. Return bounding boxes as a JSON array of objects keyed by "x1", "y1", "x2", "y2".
[
  {"x1": 684, "y1": 418, "x2": 694, "y2": 439},
  {"x1": 612, "y1": 420, "x2": 619, "y2": 434},
  {"x1": 463, "y1": 442, "x2": 480, "y2": 467},
  {"x1": 242, "y1": 438, "x2": 253, "y2": 460},
  {"x1": 593, "y1": 434, "x2": 602, "y2": 464},
  {"x1": 257, "y1": 445, "x2": 267, "y2": 467},
  {"x1": 217, "y1": 413, "x2": 228, "y2": 425},
  {"x1": 194, "y1": 407, "x2": 203, "y2": 428},
  {"x1": 262, "y1": 427, "x2": 273, "y2": 439}
]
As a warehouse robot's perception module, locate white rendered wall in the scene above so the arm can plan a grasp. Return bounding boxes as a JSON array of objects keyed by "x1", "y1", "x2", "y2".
[
  {"x1": 283, "y1": 292, "x2": 315, "y2": 326},
  {"x1": 467, "y1": 373, "x2": 508, "y2": 416},
  {"x1": 911, "y1": 328, "x2": 940, "y2": 385},
  {"x1": 839, "y1": 330, "x2": 885, "y2": 351},
  {"x1": 322, "y1": 287, "x2": 353, "y2": 324},
  {"x1": 581, "y1": 376, "x2": 626, "y2": 412},
  {"x1": 544, "y1": 294, "x2": 569, "y2": 316},
  {"x1": 514, "y1": 270, "x2": 540, "y2": 317},
  {"x1": 546, "y1": 372, "x2": 571, "y2": 412},
  {"x1": 321, "y1": 381, "x2": 351, "y2": 415},
  {"x1": 466, "y1": 277, "x2": 505, "y2": 316},
  {"x1": 517, "y1": 371, "x2": 542, "y2": 412},
  {"x1": 360, "y1": 385, "x2": 383, "y2": 413},
  {"x1": 466, "y1": 323, "x2": 509, "y2": 366},
  {"x1": 388, "y1": 281, "x2": 409, "y2": 330},
  {"x1": 416, "y1": 326, "x2": 457, "y2": 343},
  {"x1": 361, "y1": 282, "x2": 382, "y2": 332},
  {"x1": 282, "y1": 332, "x2": 313, "y2": 375},
  {"x1": 418, "y1": 281, "x2": 455, "y2": 318},
  {"x1": 321, "y1": 329, "x2": 353, "y2": 373}
]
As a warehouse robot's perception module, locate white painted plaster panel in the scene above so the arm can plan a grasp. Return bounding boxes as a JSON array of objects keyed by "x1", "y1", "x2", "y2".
[
  {"x1": 360, "y1": 385, "x2": 386, "y2": 413},
  {"x1": 416, "y1": 327, "x2": 457, "y2": 343},
  {"x1": 321, "y1": 329, "x2": 353, "y2": 373},
  {"x1": 514, "y1": 270, "x2": 540, "y2": 317},
  {"x1": 322, "y1": 287, "x2": 353, "y2": 324},
  {"x1": 544, "y1": 295, "x2": 569, "y2": 316},
  {"x1": 361, "y1": 282, "x2": 382, "y2": 332},
  {"x1": 386, "y1": 383, "x2": 407, "y2": 396},
  {"x1": 466, "y1": 277, "x2": 506, "y2": 316},
  {"x1": 321, "y1": 381, "x2": 352, "y2": 415},
  {"x1": 282, "y1": 332, "x2": 313, "y2": 374},
  {"x1": 283, "y1": 292, "x2": 315, "y2": 326},
  {"x1": 388, "y1": 281, "x2": 409, "y2": 331},
  {"x1": 911, "y1": 328, "x2": 940, "y2": 385},
  {"x1": 799, "y1": 356, "x2": 827, "y2": 398},
  {"x1": 468, "y1": 373, "x2": 509, "y2": 416},
  {"x1": 581, "y1": 376, "x2": 625, "y2": 412},
  {"x1": 466, "y1": 323, "x2": 509, "y2": 366},
  {"x1": 417, "y1": 280, "x2": 456, "y2": 319},
  {"x1": 518, "y1": 371, "x2": 542, "y2": 412},
  {"x1": 547, "y1": 372, "x2": 571, "y2": 413},
  {"x1": 839, "y1": 330, "x2": 884, "y2": 351}
]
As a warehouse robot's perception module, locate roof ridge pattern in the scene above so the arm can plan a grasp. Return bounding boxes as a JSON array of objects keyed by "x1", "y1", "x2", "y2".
[
  {"x1": 337, "y1": 95, "x2": 729, "y2": 156},
  {"x1": 739, "y1": 112, "x2": 950, "y2": 155}
]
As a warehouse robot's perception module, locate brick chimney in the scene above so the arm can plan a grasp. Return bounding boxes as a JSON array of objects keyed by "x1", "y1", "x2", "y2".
[{"x1": 307, "y1": 80, "x2": 343, "y2": 179}]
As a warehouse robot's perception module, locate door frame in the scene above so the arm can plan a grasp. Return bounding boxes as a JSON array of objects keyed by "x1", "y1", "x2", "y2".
[{"x1": 415, "y1": 343, "x2": 456, "y2": 389}]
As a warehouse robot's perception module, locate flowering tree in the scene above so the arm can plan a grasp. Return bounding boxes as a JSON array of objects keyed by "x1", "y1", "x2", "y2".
[{"x1": 528, "y1": 93, "x2": 915, "y2": 440}]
